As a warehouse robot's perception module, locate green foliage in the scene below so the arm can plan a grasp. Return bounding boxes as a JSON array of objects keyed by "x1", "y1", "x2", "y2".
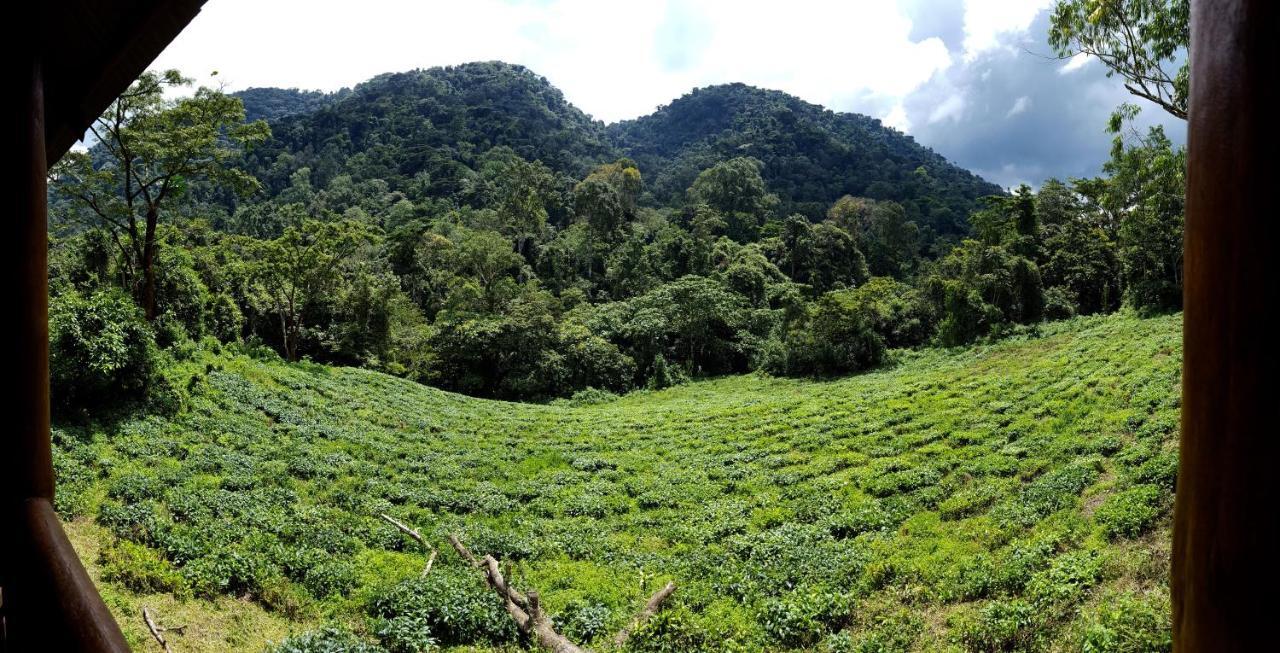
[
  {"x1": 761, "y1": 590, "x2": 850, "y2": 647},
  {"x1": 1049, "y1": 0, "x2": 1189, "y2": 119},
  {"x1": 99, "y1": 539, "x2": 188, "y2": 596},
  {"x1": 954, "y1": 600, "x2": 1039, "y2": 652},
  {"x1": 367, "y1": 569, "x2": 517, "y2": 647},
  {"x1": 774, "y1": 289, "x2": 886, "y2": 377},
  {"x1": 57, "y1": 313, "x2": 1181, "y2": 650},
  {"x1": 925, "y1": 240, "x2": 1044, "y2": 346},
  {"x1": 270, "y1": 626, "x2": 387, "y2": 653},
  {"x1": 608, "y1": 83, "x2": 999, "y2": 233},
  {"x1": 1079, "y1": 591, "x2": 1172, "y2": 653},
  {"x1": 1094, "y1": 485, "x2": 1163, "y2": 540},
  {"x1": 49, "y1": 289, "x2": 157, "y2": 411}
]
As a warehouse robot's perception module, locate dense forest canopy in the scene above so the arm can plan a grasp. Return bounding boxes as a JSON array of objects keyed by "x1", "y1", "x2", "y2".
[{"x1": 47, "y1": 56, "x2": 1183, "y2": 405}]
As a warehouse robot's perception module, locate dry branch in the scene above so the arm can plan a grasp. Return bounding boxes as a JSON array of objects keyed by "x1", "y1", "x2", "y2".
[
  {"x1": 380, "y1": 512, "x2": 438, "y2": 576},
  {"x1": 613, "y1": 581, "x2": 678, "y2": 647},
  {"x1": 142, "y1": 607, "x2": 183, "y2": 653},
  {"x1": 379, "y1": 512, "x2": 424, "y2": 545},
  {"x1": 449, "y1": 534, "x2": 586, "y2": 653},
  {"x1": 448, "y1": 533, "x2": 677, "y2": 653},
  {"x1": 421, "y1": 547, "x2": 438, "y2": 576}
]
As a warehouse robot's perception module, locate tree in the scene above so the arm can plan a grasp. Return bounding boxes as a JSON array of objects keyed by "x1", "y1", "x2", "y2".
[
  {"x1": 1111, "y1": 131, "x2": 1185, "y2": 313},
  {"x1": 1049, "y1": 0, "x2": 1189, "y2": 119},
  {"x1": 49, "y1": 289, "x2": 157, "y2": 410},
  {"x1": 251, "y1": 219, "x2": 372, "y2": 361},
  {"x1": 925, "y1": 240, "x2": 1044, "y2": 346},
  {"x1": 861, "y1": 201, "x2": 920, "y2": 278},
  {"x1": 687, "y1": 157, "x2": 777, "y2": 242},
  {"x1": 50, "y1": 70, "x2": 270, "y2": 319},
  {"x1": 774, "y1": 290, "x2": 886, "y2": 377}
]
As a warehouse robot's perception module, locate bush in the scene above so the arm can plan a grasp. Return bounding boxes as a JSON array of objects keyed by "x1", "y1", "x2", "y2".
[
  {"x1": 271, "y1": 626, "x2": 387, "y2": 653},
  {"x1": 954, "y1": 600, "x2": 1039, "y2": 652},
  {"x1": 367, "y1": 568, "x2": 517, "y2": 647},
  {"x1": 1079, "y1": 592, "x2": 1172, "y2": 653},
  {"x1": 553, "y1": 599, "x2": 612, "y2": 644},
  {"x1": 302, "y1": 559, "x2": 357, "y2": 598},
  {"x1": 49, "y1": 289, "x2": 157, "y2": 410},
  {"x1": 760, "y1": 589, "x2": 850, "y2": 648},
  {"x1": 1094, "y1": 485, "x2": 1163, "y2": 540},
  {"x1": 623, "y1": 607, "x2": 713, "y2": 653},
  {"x1": 99, "y1": 539, "x2": 187, "y2": 596}
]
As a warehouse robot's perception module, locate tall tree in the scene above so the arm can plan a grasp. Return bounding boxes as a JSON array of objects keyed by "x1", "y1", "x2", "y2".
[
  {"x1": 50, "y1": 70, "x2": 270, "y2": 319},
  {"x1": 251, "y1": 219, "x2": 372, "y2": 361},
  {"x1": 1049, "y1": 0, "x2": 1189, "y2": 119}
]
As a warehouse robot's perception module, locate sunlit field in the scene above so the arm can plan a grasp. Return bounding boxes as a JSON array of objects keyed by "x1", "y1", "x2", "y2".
[{"x1": 59, "y1": 312, "x2": 1178, "y2": 651}]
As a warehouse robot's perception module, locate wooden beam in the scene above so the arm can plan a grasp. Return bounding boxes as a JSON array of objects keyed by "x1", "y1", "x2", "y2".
[{"x1": 1174, "y1": 0, "x2": 1280, "y2": 649}]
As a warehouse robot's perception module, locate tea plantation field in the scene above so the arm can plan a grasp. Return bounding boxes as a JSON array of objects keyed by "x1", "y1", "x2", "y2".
[{"x1": 57, "y1": 312, "x2": 1181, "y2": 652}]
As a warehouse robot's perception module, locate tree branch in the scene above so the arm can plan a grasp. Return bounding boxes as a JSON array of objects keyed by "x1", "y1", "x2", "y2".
[{"x1": 613, "y1": 581, "x2": 678, "y2": 647}]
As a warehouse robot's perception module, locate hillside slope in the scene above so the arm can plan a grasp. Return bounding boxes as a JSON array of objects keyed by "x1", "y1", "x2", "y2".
[
  {"x1": 609, "y1": 83, "x2": 1002, "y2": 231},
  {"x1": 59, "y1": 313, "x2": 1179, "y2": 651},
  {"x1": 236, "y1": 62, "x2": 1000, "y2": 228}
]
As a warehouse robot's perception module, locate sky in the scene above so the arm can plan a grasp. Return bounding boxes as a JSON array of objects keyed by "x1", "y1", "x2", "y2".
[{"x1": 151, "y1": 0, "x2": 1186, "y2": 188}]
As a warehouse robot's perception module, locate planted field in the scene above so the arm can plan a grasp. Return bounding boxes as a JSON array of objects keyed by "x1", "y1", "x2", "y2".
[{"x1": 58, "y1": 313, "x2": 1180, "y2": 652}]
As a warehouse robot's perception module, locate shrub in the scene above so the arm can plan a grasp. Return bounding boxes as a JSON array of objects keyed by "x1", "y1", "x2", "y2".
[
  {"x1": 1079, "y1": 592, "x2": 1172, "y2": 653},
  {"x1": 367, "y1": 568, "x2": 517, "y2": 647},
  {"x1": 760, "y1": 589, "x2": 850, "y2": 648},
  {"x1": 270, "y1": 626, "x2": 387, "y2": 653},
  {"x1": 954, "y1": 600, "x2": 1039, "y2": 652},
  {"x1": 49, "y1": 289, "x2": 157, "y2": 410},
  {"x1": 553, "y1": 599, "x2": 612, "y2": 644},
  {"x1": 302, "y1": 559, "x2": 357, "y2": 598},
  {"x1": 623, "y1": 607, "x2": 713, "y2": 653},
  {"x1": 1094, "y1": 485, "x2": 1163, "y2": 540},
  {"x1": 1026, "y1": 550, "x2": 1103, "y2": 607},
  {"x1": 99, "y1": 539, "x2": 187, "y2": 596}
]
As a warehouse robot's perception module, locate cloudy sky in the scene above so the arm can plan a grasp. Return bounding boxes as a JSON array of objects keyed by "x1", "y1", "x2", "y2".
[{"x1": 152, "y1": 0, "x2": 1185, "y2": 188}]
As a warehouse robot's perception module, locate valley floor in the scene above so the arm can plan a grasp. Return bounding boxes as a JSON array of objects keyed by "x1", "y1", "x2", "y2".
[{"x1": 59, "y1": 312, "x2": 1181, "y2": 652}]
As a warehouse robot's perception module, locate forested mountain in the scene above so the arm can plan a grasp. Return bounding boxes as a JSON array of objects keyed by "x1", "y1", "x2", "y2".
[
  {"x1": 609, "y1": 83, "x2": 1002, "y2": 233},
  {"x1": 234, "y1": 87, "x2": 345, "y2": 122},
  {"x1": 50, "y1": 60, "x2": 1183, "y2": 404},
  {"x1": 235, "y1": 61, "x2": 998, "y2": 228},
  {"x1": 239, "y1": 62, "x2": 617, "y2": 201}
]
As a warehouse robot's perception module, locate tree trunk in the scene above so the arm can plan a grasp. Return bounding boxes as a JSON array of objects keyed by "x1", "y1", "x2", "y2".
[{"x1": 141, "y1": 205, "x2": 158, "y2": 321}]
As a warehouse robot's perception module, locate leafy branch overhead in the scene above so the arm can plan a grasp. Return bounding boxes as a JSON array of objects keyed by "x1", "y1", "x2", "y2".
[{"x1": 1049, "y1": 0, "x2": 1189, "y2": 119}]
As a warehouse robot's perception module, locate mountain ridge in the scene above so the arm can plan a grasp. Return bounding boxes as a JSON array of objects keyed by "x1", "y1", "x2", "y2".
[{"x1": 235, "y1": 61, "x2": 1001, "y2": 231}]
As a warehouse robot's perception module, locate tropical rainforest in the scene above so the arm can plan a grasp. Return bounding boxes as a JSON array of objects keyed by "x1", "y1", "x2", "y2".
[{"x1": 46, "y1": 1, "x2": 1189, "y2": 650}]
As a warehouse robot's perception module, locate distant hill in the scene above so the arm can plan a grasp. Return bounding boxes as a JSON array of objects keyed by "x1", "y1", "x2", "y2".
[
  {"x1": 237, "y1": 62, "x2": 1000, "y2": 230},
  {"x1": 609, "y1": 83, "x2": 1002, "y2": 233},
  {"x1": 239, "y1": 62, "x2": 617, "y2": 200},
  {"x1": 234, "y1": 87, "x2": 346, "y2": 122}
]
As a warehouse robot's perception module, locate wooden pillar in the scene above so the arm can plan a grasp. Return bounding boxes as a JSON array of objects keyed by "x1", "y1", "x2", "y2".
[
  {"x1": 1, "y1": 51, "x2": 129, "y2": 653},
  {"x1": 1174, "y1": 0, "x2": 1280, "y2": 649}
]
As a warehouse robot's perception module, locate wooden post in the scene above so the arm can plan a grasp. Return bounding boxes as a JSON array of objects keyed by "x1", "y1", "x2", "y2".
[
  {"x1": 1174, "y1": 0, "x2": 1280, "y2": 649},
  {"x1": 0, "y1": 51, "x2": 129, "y2": 653}
]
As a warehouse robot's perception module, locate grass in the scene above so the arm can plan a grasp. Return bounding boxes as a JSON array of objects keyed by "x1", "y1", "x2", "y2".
[{"x1": 57, "y1": 312, "x2": 1180, "y2": 652}]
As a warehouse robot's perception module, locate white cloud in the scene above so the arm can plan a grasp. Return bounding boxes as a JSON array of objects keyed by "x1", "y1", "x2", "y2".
[
  {"x1": 1005, "y1": 95, "x2": 1031, "y2": 117},
  {"x1": 929, "y1": 93, "x2": 966, "y2": 124},
  {"x1": 150, "y1": 0, "x2": 953, "y2": 124},
  {"x1": 1058, "y1": 52, "x2": 1093, "y2": 74},
  {"x1": 960, "y1": 0, "x2": 1055, "y2": 62}
]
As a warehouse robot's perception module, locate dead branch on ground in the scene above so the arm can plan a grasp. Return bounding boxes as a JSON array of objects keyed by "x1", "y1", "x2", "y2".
[
  {"x1": 448, "y1": 533, "x2": 677, "y2": 653},
  {"x1": 142, "y1": 607, "x2": 185, "y2": 652}
]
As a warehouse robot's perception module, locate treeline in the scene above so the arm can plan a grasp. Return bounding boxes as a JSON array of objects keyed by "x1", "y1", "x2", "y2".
[{"x1": 47, "y1": 70, "x2": 1183, "y2": 408}]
